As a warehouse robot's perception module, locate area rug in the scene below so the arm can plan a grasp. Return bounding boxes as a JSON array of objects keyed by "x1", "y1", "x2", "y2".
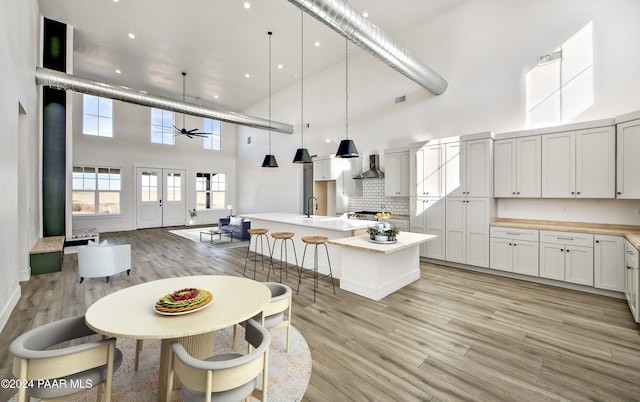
[
  {"x1": 9, "y1": 326, "x2": 311, "y2": 401},
  {"x1": 169, "y1": 227, "x2": 250, "y2": 249}
]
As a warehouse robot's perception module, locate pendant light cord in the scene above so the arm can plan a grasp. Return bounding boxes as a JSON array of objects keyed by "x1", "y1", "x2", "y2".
[
  {"x1": 268, "y1": 31, "x2": 273, "y2": 154},
  {"x1": 345, "y1": 38, "x2": 349, "y2": 140},
  {"x1": 300, "y1": 11, "x2": 304, "y2": 147}
]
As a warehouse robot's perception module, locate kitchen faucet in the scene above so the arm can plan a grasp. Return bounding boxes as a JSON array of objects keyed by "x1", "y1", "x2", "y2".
[{"x1": 306, "y1": 196, "x2": 318, "y2": 218}]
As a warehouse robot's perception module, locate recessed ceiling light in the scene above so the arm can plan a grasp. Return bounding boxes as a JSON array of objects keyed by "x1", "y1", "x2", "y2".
[
  {"x1": 362, "y1": 12, "x2": 369, "y2": 18},
  {"x1": 214, "y1": 95, "x2": 219, "y2": 99},
  {"x1": 245, "y1": 73, "x2": 250, "y2": 78},
  {"x1": 115, "y1": 69, "x2": 121, "y2": 74},
  {"x1": 128, "y1": 33, "x2": 135, "y2": 39},
  {"x1": 243, "y1": 2, "x2": 251, "y2": 9},
  {"x1": 278, "y1": 64, "x2": 283, "y2": 69},
  {"x1": 314, "y1": 41, "x2": 320, "y2": 47},
  {"x1": 113, "y1": 0, "x2": 119, "y2": 2}
]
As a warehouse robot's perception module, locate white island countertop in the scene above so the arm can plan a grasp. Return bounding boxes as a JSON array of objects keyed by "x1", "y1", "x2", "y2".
[
  {"x1": 241, "y1": 212, "x2": 373, "y2": 232},
  {"x1": 328, "y1": 232, "x2": 436, "y2": 254}
]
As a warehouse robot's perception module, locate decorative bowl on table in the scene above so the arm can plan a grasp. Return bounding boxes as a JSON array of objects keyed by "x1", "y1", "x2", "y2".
[{"x1": 154, "y1": 287, "x2": 213, "y2": 315}]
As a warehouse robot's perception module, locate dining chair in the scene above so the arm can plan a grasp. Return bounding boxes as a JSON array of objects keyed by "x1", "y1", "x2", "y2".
[
  {"x1": 9, "y1": 315, "x2": 123, "y2": 402},
  {"x1": 233, "y1": 282, "x2": 293, "y2": 352},
  {"x1": 166, "y1": 319, "x2": 271, "y2": 402}
]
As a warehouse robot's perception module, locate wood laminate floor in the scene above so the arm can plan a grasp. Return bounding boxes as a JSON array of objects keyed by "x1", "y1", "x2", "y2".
[{"x1": 2, "y1": 227, "x2": 640, "y2": 401}]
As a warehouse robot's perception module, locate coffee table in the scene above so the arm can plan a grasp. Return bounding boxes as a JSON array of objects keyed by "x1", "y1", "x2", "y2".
[
  {"x1": 85, "y1": 275, "x2": 270, "y2": 401},
  {"x1": 200, "y1": 228, "x2": 231, "y2": 243}
]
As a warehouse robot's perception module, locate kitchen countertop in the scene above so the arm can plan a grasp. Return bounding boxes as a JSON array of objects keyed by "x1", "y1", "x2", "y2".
[
  {"x1": 241, "y1": 212, "x2": 374, "y2": 232},
  {"x1": 491, "y1": 218, "x2": 640, "y2": 248},
  {"x1": 328, "y1": 232, "x2": 436, "y2": 254}
]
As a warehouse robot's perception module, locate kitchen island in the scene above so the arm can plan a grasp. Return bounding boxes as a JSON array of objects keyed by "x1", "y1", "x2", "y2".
[
  {"x1": 328, "y1": 232, "x2": 436, "y2": 301},
  {"x1": 241, "y1": 213, "x2": 373, "y2": 278}
]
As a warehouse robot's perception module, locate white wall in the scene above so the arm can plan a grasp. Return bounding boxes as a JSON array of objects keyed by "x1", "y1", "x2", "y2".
[
  {"x1": 237, "y1": 0, "x2": 640, "y2": 223},
  {"x1": 0, "y1": 0, "x2": 40, "y2": 332},
  {"x1": 71, "y1": 93, "x2": 239, "y2": 232}
]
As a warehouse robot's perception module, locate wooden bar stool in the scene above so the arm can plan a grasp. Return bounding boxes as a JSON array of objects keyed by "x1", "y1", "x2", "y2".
[
  {"x1": 268, "y1": 232, "x2": 299, "y2": 283},
  {"x1": 244, "y1": 228, "x2": 271, "y2": 279},
  {"x1": 297, "y1": 236, "x2": 336, "y2": 302}
]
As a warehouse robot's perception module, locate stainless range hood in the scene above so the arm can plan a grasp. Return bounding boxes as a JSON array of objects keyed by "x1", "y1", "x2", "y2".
[{"x1": 354, "y1": 155, "x2": 385, "y2": 179}]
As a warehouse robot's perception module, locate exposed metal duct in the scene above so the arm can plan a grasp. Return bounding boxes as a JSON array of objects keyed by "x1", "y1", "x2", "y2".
[
  {"x1": 286, "y1": 0, "x2": 448, "y2": 95},
  {"x1": 35, "y1": 67, "x2": 294, "y2": 134}
]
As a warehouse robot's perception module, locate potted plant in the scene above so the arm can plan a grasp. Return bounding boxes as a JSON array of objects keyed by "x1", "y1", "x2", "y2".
[
  {"x1": 188, "y1": 209, "x2": 197, "y2": 225},
  {"x1": 385, "y1": 226, "x2": 400, "y2": 241},
  {"x1": 366, "y1": 226, "x2": 378, "y2": 240}
]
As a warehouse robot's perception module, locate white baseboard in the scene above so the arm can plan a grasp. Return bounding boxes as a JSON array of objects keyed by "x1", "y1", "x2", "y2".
[{"x1": 0, "y1": 284, "x2": 21, "y2": 334}]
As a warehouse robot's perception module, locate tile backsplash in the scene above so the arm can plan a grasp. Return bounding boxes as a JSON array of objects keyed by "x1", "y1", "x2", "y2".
[{"x1": 348, "y1": 178, "x2": 409, "y2": 215}]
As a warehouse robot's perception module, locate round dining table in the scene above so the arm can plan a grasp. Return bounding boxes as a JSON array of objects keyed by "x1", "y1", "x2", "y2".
[{"x1": 85, "y1": 275, "x2": 271, "y2": 402}]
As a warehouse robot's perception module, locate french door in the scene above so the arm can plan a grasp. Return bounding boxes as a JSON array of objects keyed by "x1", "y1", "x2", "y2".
[{"x1": 136, "y1": 167, "x2": 186, "y2": 228}]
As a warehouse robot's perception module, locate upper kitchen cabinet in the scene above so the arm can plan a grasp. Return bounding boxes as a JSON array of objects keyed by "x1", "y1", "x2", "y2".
[
  {"x1": 445, "y1": 136, "x2": 493, "y2": 198},
  {"x1": 541, "y1": 126, "x2": 615, "y2": 198},
  {"x1": 494, "y1": 136, "x2": 541, "y2": 198},
  {"x1": 384, "y1": 149, "x2": 409, "y2": 197},
  {"x1": 411, "y1": 143, "x2": 445, "y2": 197},
  {"x1": 313, "y1": 156, "x2": 339, "y2": 181},
  {"x1": 342, "y1": 157, "x2": 362, "y2": 196},
  {"x1": 616, "y1": 116, "x2": 640, "y2": 199}
]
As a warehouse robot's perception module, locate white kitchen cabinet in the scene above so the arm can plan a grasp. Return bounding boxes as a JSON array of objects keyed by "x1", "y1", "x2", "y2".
[
  {"x1": 594, "y1": 235, "x2": 625, "y2": 292},
  {"x1": 341, "y1": 157, "x2": 362, "y2": 196},
  {"x1": 489, "y1": 227, "x2": 539, "y2": 276},
  {"x1": 624, "y1": 239, "x2": 639, "y2": 322},
  {"x1": 493, "y1": 136, "x2": 541, "y2": 198},
  {"x1": 446, "y1": 138, "x2": 493, "y2": 198},
  {"x1": 445, "y1": 197, "x2": 491, "y2": 267},
  {"x1": 384, "y1": 150, "x2": 409, "y2": 196},
  {"x1": 313, "y1": 157, "x2": 338, "y2": 181},
  {"x1": 411, "y1": 144, "x2": 444, "y2": 197},
  {"x1": 539, "y1": 231, "x2": 594, "y2": 286},
  {"x1": 410, "y1": 197, "x2": 445, "y2": 260},
  {"x1": 616, "y1": 119, "x2": 640, "y2": 199},
  {"x1": 541, "y1": 127, "x2": 615, "y2": 198}
]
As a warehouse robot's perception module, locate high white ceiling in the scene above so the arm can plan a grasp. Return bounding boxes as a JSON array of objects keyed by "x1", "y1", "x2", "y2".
[{"x1": 38, "y1": 0, "x2": 462, "y2": 112}]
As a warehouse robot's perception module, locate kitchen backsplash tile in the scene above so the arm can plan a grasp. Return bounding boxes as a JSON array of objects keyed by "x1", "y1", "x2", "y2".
[{"x1": 349, "y1": 178, "x2": 409, "y2": 215}]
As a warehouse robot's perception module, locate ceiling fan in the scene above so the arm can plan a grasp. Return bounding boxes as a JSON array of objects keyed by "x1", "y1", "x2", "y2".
[{"x1": 173, "y1": 72, "x2": 212, "y2": 138}]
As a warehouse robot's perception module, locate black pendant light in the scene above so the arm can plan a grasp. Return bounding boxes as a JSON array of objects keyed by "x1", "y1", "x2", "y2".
[
  {"x1": 262, "y1": 31, "x2": 279, "y2": 168},
  {"x1": 336, "y1": 38, "x2": 359, "y2": 158},
  {"x1": 293, "y1": 11, "x2": 312, "y2": 164}
]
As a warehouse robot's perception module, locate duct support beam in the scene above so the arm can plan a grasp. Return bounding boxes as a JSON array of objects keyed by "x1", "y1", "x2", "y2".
[
  {"x1": 35, "y1": 67, "x2": 294, "y2": 134},
  {"x1": 287, "y1": 0, "x2": 448, "y2": 95}
]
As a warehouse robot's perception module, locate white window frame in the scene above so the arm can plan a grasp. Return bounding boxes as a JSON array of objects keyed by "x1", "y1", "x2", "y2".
[
  {"x1": 83, "y1": 95, "x2": 113, "y2": 137},
  {"x1": 203, "y1": 118, "x2": 222, "y2": 150},
  {"x1": 151, "y1": 108, "x2": 175, "y2": 145},
  {"x1": 195, "y1": 172, "x2": 226, "y2": 210},
  {"x1": 72, "y1": 166, "x2": 122, "y2": 215}
]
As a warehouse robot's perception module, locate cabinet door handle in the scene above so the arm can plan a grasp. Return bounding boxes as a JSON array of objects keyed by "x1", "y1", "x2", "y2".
[
  {"x1": 512, "y1": 192, "x2": 516, "y2": 195},
  {"x1": 560, "y1": 248, "x2": 564, "y2": 252},
  {"x1": 566, "y1": 249, "x2": 570, "y2": 253},
  {"x1": 513, "y1": 243, "x2": 517, "y2": 247},
  {"x1": 577, "y1": 192, "x2": 581, "y2": 195},
  {"x1": 618, "y1": 191, "x2": 622, "y2": 195},
  {"x1": 595, "y1": 240, "x2": 599, "y2": 244}
]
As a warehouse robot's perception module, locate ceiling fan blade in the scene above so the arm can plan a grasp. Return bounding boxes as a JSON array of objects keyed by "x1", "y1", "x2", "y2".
[{"x1": 187, "y1": 128, "x2": 200, "y2": 133}]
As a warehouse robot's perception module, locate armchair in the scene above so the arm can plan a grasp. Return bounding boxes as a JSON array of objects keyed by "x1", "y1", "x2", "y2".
[
  {"x1": 77, "y1": 241, "x2": 132, "y2": 283},
  {"x1": 9, "y1": 315, "x2": 123, "y2": 402}
]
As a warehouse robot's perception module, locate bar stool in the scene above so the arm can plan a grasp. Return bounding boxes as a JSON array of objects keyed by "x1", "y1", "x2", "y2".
[
  {"x1": 297, "y1": 236, "x2": 336, "y2": 302},
  {"x1": 268, "y1": 232, "x2": 299, "y2": 282},
  {"x1": 244, "y1": 228, "x2": 271, "y2": 279}
]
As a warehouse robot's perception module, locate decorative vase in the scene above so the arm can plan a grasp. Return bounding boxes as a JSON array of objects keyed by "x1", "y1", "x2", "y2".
[{"x1": 375, "y1": 235, "x2": 389, "y2": 242}]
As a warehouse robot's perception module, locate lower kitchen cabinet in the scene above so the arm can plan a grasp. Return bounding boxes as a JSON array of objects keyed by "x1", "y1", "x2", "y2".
[
  {"x1": 410, "y1": 197, "x2": 445, "y2": 260},
  {"x1": 624, "y1": 239, "x2": 639, "y2": 322},
  {"x1": 594, "y1": 235, "x2": 625, "y2": 292},
  {"x1": 489, "y1": 227, "x2": 539, "y2": 276},
  {"x1": 539, "y1": 231, "x2": 594, "y2": 286},
  {"x1": 446, "y1": 197, "x2": 491, "y2": 268}
]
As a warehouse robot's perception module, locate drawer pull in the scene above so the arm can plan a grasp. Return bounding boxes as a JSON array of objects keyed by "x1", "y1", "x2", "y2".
[
  {"x1": 556, "y1": 236, "x2": 574, "y2": 241},
  {"x1": 506, "y1": 232, "x2": 521, "y2": 236}
]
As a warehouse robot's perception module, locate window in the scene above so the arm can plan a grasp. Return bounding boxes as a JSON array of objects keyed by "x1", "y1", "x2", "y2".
[
  {"x1": 203, "y1": 118, "x2": 222, "y2": 150},
  {"x1": 83, "y1": 95, "x2": 113, "y2": 137},
  {"x1": 151, "y1": 108, "x2": 175, "y2": 145},
  {"x1": 195, "y1": 173, "x2": 226, "y2": 209},
  {"x1": 72, "y1": 166, "x2": 121, "y2": 215}
]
